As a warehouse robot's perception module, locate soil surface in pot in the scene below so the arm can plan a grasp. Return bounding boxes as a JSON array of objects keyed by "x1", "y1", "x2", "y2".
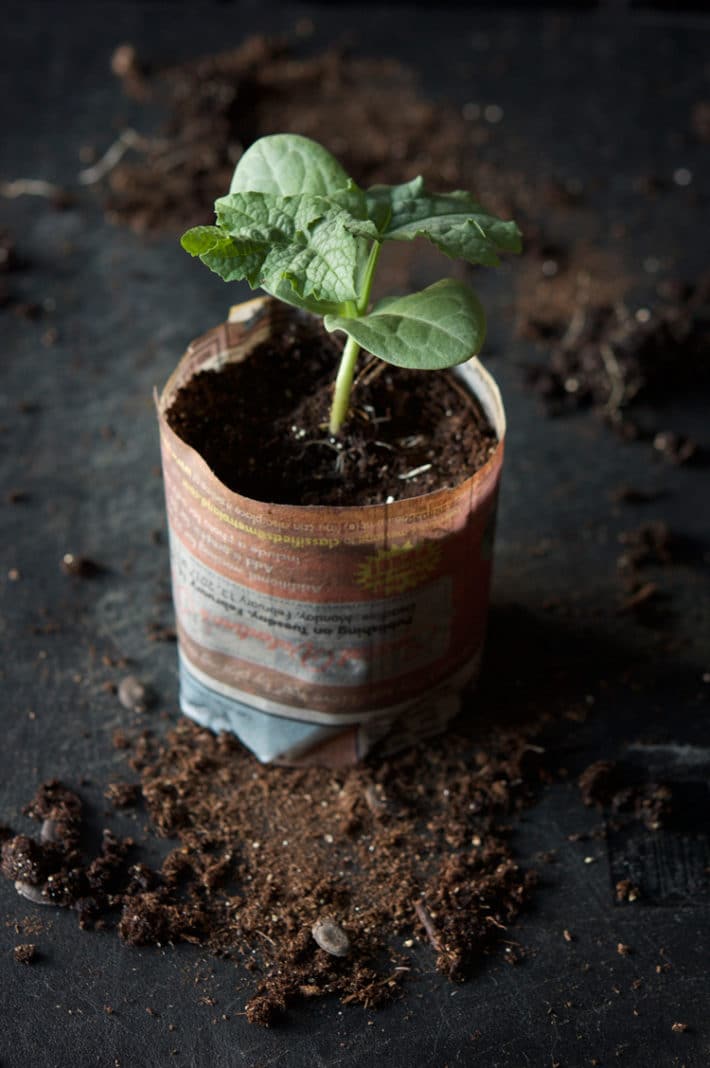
[{"x1": 166, "y1": 319, "x2": 497, "y2": 506}]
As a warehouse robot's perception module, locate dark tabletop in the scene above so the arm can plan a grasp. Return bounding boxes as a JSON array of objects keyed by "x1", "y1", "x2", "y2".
[{"x1": 1, "y1": 3, "x2": 709, "y2": 1066}]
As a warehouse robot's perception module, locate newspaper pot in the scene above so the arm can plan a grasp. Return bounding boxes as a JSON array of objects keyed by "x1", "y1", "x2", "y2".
[{"x1": 157, "y1": 297, "x2": 506, "y2": 767}]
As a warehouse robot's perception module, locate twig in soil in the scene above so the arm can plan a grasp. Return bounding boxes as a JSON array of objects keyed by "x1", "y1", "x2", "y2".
[
  {"x1": 560, "y1": 301, "x2": 588, "y2": 350},
  {"x1": 599, "y1": 341, "x2": 626, "y2": 415},
  {"x1": 78, "y1": 129, "x2": 147, "y2": 185},
  {"x1": 617, "y1": 581, "x2": 660, "y2": 614},
  {"x1": 414, "y1": 899, "x2": 442, "y2": 951},
  {"x1": 0, "y1": 179, "x2": 67, "y2": 200},
  {"x1": 254, "y1": 928, "x2": 276, "y2": 947},
  {"x1": 398, "y1": 463, "x2": 432, "y2": 481},
  {"x1": 352, "y1": 356, "x2": 388, "y2": 395}
]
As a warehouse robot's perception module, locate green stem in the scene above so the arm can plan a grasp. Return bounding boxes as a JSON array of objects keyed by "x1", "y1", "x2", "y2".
[
  {"x1": 328, "y1": 242, "x2": 382, "y2": 436},
  {"x1": 329, "y1": 334, "x2": 361, "y2": 435}
]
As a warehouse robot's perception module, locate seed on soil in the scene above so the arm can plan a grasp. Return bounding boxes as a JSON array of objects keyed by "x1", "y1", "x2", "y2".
[
  {"x1": 118, "y1": 676, "x2": 154, "y2": 713},
  {"x1": 311, "y1": 919, "x2": 350, "y2": 957}
]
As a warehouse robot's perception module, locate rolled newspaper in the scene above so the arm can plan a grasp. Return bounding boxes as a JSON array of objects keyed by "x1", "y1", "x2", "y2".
[{"x1": 157, "y1": 298, "x2": 505, "y2": 766}]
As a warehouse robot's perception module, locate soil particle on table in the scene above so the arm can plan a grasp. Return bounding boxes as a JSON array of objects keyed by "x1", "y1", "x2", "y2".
[
  {"x1": 614, "y1": 520, "x2": 691, "y2": 624},
  {"x1": 615, "y1": 878, "x2": 641, "y2": 903},
  {"x1": 166, "y1": 318, "x2": 497, "y2": 506},
  {"x1": 0, "y1": 718, "x2": 541, "y2": 1024},
  {"x1": 617, "y1": 521, "x2": 673, "y2": 572},
  {"x1": 578, "y1": 760, "x2": 673, "y2": 832},
  {"x1": 13, "y1": 943, "x2": 38, "y2": 964},
  {"x1": 104, "y1": 782, "x2": 142, "y2": 808},
  {"x1": 60, "y1": 553, "x2": 104, "y2": 578}
]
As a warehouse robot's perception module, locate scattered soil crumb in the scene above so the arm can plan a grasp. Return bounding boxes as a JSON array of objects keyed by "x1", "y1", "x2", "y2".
[
  {"x1": 578, "y1": 761, "x2": 672, "y2": 831},
  {"x1": 13, "y1": 943, "x2": 38, "y2": 964},
  {"x1": 615, "y1": 879, "x2": 641, "y2": 904},
  {"x1": 104, "y1": 782, "x2": 142, "y2": 808},
  {"x1": 0, "y1": 719, "x2": 541, "y2": 1023}
]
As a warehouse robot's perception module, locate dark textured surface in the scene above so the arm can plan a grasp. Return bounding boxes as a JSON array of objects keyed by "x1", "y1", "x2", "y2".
[{"x1": 1, "y1": 4, "x2": 709, "y2": 1066}]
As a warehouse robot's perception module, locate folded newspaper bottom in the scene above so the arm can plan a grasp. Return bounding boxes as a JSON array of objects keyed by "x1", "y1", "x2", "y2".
[{"x1": 179, "y1": 650, "x2": 482, "y2": 766}]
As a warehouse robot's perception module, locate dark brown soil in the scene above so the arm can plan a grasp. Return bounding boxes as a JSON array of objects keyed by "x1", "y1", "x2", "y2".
[
  {"x1": 0, "y1": 720, "x2": 541, "y2": 1025},
  {"x1": 521, "y1": 260, "x2": 710, "y2": 457},
  {"x1": 166, "y1": 319, "x2": 496, "y2": 506}
]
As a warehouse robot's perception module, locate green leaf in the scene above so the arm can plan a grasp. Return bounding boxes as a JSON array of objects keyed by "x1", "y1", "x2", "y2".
[
  {"x1": 323, "y1": 279, "x2": 486, "y2": 370},
  {"x1": 230, "y1": 134, "x2": 351, "y2": 196},
  {"x1": 181, "y1": 226, "x2": 264, "y2": 283},
  {"x1": 360, "y1": 177, "x2": 522, "y2": 266},
  {"x1": 262, "y1": 278, "x2": 346, "y2": 318},
  {"x1": 180, "y1": 226, "x2": 224, "y2": 255},
  {"x1": 185, "y1": 192, "x2": 368, "y2": 306}
]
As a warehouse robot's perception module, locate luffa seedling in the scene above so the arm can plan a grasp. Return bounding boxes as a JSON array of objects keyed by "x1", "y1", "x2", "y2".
[{"x1": 181, "y1": 134, "x2": 521, "y2": 434}]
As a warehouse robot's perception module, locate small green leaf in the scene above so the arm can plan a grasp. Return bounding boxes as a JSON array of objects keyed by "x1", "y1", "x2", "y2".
[
  {"x1": 180, "y1": 226, "x2": 225, "y2": 256},
  {"x1": 361, "y1": 177, "x2": 522, "y2": 266},
  {"x1": 230, "y1": 134, "x2": 351, "y2": 196},
  {"x1": 181, "y1": 226, "x2": 264, "y2": 283},
  {"x1": 323, "y1": 279, "x2": 486, "y2": 370}
]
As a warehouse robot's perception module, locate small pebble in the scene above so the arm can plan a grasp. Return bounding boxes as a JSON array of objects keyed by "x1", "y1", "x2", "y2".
[
  {"x1": 672, "y1": 168, "x2": 692, "y2": 187},
  {"x1": 40, "y1": 819, "x2": 61, "y2": 844},
  {"x1": 483, "y1": 104, "x2": 504, "y2": 124},
  {"x1": 671, "y1": 1022, "x2": 689, "y2": 1033},
  {"x1": 111, "y1": 43, "x2": 140, "y2": 78},
  {"x1": 118, "y1": 676, "x2": 153, "y2": 713},
  {"x1": 311, "y1": 918, "x2": 350, "y2": 958}
]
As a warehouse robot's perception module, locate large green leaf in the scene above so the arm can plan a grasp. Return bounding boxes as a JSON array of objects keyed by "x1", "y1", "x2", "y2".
[
  {"x1": 230, "y1": 134, "x2": 351, "y2": 196},
  {"x1": 361, "y1": 177, "x2": 522, "y2": 266},
  {"x1": 183, "y1": 192, "x2": 367, "y2": 306},
  {"x1": 323, "y1": 279, "x2": 486, "y2": 369}
]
